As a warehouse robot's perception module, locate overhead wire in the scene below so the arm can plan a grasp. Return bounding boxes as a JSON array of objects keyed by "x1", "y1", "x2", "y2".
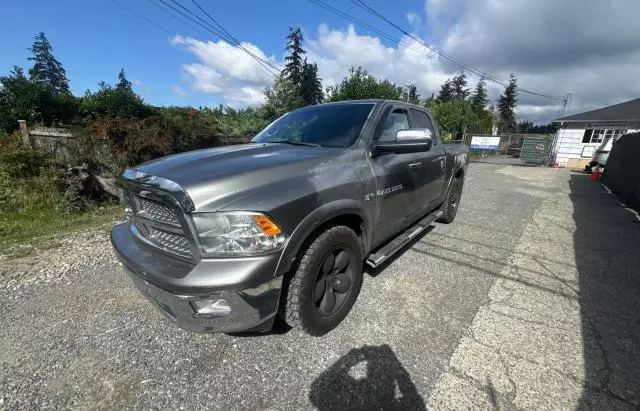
[
  {"x1": 309, "y1": 0, "x2": 565, "y2": 102},
  {"x1": 351, "y1": 0, "x2": 566, "y2": 101},
  {"x1": 307, "y1": 0, "x2": 439, "y2": 59},
  {"x1": 159, "y1": 0, "x2": 281, "y2": 76},
  {"x1": 189, "y1": 0, "x2": 283, "y2": 75},
  {"x1": 112, "y1": 0, "x2": 273, "y2": 79},
  {"x1": 110, "y1": 0, "x2": 173, "y2": 35},
  {"x1": 149, "y1": 0, "x2": 209, "y2": 37}
]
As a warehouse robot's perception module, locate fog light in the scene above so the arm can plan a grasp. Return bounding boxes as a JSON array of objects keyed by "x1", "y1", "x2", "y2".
[{"x1": 191, "y1": 299, "x2": 231, "y2": 317}]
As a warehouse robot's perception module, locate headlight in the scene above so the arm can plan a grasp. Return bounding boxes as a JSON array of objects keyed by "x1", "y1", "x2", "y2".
[{"x1": 191, "y1": 212, "x2": 286, "y2": 257}]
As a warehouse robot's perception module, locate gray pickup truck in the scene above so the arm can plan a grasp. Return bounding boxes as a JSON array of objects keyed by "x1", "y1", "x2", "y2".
[{"x1": 111, "y1": 100, "x2": 468, "y2": 336}]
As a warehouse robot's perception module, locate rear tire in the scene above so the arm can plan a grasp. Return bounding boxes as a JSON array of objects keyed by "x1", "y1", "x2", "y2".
[
  {"x1": 438, "y1": 178, "x2": 462, "y2": 224},
  {"x1": 282, "y1": 226, "x2": 363, "y2": 336}
]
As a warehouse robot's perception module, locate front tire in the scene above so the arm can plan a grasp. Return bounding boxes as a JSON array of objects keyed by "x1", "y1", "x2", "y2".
[
  {"x1": 438, "y1": 178, "x2": 462, "y2": 224},
  {"x1": 282, "y1": 226, "x2": 363, "y2": 336}
]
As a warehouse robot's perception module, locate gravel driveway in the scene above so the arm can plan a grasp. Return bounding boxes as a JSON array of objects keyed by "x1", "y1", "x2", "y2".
[{"x1": 1, "y1": 163, "x2": 639, "y2": 410}]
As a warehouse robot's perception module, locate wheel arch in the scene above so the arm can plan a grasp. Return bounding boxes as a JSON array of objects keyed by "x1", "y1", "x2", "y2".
[{"x1": 275, "y1": 200, "x2": 369, "y2": 276}]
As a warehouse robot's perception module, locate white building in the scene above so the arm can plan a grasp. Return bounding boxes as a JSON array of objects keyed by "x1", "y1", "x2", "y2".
[{"x1": 552, "y1": 98, "x2": 640, "y2": 168}]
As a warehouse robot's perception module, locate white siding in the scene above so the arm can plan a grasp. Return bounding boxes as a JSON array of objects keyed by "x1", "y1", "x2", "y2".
[
  {"x1": 553, "y1": 122, "x2": 639, "y2": 166},
  {"x1": 553, "y1": 126, "x2": 596, "y2": 166}
]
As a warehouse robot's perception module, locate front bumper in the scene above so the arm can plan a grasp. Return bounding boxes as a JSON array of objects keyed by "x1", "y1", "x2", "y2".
[{"x1": 111, "y1": 223, "x2": 283, "y2": 333}]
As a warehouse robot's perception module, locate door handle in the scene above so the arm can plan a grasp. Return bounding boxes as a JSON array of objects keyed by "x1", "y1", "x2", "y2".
[{"x1": 408, "y1": 162, "x2": 422, "y2": 169}]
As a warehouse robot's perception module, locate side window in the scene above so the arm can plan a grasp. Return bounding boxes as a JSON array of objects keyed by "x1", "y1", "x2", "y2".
[
  {"x1": 582, "y1": 129, "x2": 593, "y2": 143},
  {"x1": 410, "y1": 109, "x2": 436, "y2": 144},
  {"x1": 378, "y1": 109, "x2": 410, "y2": 142}
]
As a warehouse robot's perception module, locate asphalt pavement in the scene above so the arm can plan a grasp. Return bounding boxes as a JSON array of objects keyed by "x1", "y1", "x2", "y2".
[{"x1": 1, "y1": 163, "x2": 639, "y2": 410}]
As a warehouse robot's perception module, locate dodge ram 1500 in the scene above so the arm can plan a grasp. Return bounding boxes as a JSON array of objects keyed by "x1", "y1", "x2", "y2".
[{"x1": 111, "y1": 100, "x2": 469, "y2": 336}]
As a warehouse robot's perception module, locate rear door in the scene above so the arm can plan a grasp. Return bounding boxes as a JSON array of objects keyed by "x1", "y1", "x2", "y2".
[
  {"x1": 409, "y1": 109, "x2": 447, "y2": 211},
  {"x1": 368, "y1": 105, "x2": 426, "y2": 245}
]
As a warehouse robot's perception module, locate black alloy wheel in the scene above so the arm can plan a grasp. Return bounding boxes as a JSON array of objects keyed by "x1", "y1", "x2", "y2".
[
  {"x1": 437, "y1": 178, "x2": 462, "y2": 224},
  {"x1": 312, "y1": 247, "x2": 355, "y2": 316},
  {"x1": 282, "y1": 225, "x2": 364, "y2": 336}
]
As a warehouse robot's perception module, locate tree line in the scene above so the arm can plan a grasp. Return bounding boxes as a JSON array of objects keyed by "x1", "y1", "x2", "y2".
[
  {"x1": 1, "y1": 29, "x2": 553, "y2": 214},
  {"x1": 0, "y1": 29, "x2": 547, "y2": 140}
]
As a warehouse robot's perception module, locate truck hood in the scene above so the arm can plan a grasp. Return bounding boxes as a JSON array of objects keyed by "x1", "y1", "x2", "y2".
[{"x1": 134, "y1": 143, "x2": 345, "y2": 211}]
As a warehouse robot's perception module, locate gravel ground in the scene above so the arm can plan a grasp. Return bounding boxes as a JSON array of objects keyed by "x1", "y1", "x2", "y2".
[
  {"x1": 0, "y1": 230, "x2": 117, "y2": 290},
  {"x1": 1, "y1": 163, "x2": 639, "y2": 410}
]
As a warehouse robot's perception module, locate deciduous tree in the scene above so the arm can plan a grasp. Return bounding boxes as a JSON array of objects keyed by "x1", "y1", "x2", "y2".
[{"x1": 327, "y1": 67, "x2": 403, "y2": 102}]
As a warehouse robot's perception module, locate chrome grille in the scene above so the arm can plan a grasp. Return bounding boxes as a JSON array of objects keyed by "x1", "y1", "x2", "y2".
[
  {"x1": 148, "y1": 227, "x2": 191, "y2": 256},
  {"x1": 122, "y1": 191, "x2": 194, "y2": 258},
  {"x1": 137, "y1": 196, "x2": 181, "y2": 225}
]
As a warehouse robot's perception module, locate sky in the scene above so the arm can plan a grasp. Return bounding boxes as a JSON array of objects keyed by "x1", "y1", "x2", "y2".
[{"x1": 1, "y1": 0, "x2": 639, "y2": 124}]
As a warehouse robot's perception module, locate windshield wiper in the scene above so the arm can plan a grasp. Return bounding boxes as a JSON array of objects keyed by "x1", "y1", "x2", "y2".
[{"x1": 269, "y1": 140, "x2": 321, "y2": 147}]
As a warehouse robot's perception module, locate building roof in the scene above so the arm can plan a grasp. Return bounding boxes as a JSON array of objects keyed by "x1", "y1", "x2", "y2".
[{"x1": 554, "y1": 98, "x2": 640, "y2": 123}]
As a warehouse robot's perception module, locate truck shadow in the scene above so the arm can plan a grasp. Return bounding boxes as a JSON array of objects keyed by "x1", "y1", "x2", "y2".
[
  {"x1": 309, "y1": 344, "x2": 426, "y2": 410},
  {"x1": 570, "y1": 174, "x2": 640, "y2": 407}
]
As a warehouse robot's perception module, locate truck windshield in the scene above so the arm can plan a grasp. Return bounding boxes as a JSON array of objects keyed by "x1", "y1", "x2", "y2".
[{"x1": 251, "y1": 103, "x2": 374, "y2": 148}]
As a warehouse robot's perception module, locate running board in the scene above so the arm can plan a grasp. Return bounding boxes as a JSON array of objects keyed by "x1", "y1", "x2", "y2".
[{"x1": 366, "y1": 210, "x2": 443, "y2": 268}]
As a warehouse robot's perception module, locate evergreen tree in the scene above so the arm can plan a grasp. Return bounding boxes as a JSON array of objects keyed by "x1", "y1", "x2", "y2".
[
  {"x1": 27, "y1": 32, "x2": 69, "y2": 93},
  {"x1": 300, "y1": 59, "x2": 324, "y2": 106},
  {"x1": 471, "y1": 77, "x2": 488, "y2": 111},
  {"x1": 116, "y1": 69, "x2": 133, "y2": 93},
  {"x1": 282, "y1": 27, "x2": 305, "y2": 88},
  {"x1": 450, "y1": 73, "x2": 469, "y2": 100},
  {"x1": 436, "y1": 79, "x2": 454, "y2": 103},
  {"x1": 497, "y1": 74, "x2": 518, "y2": 132}
]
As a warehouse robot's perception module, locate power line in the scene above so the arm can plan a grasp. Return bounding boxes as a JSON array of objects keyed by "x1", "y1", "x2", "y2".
[
  {"x1": 166, "y1": 0, "x2": 281, "y2": 75},
  {"x1": 112, "y1": 0, "x2": 267, "y2": 79},
  {"x1": 307, "y1": 0, "x2": 439, "y2": 60},
  {"x1": 349, "y1": 0, "x2": 566, "y2": 101},
  {"x1": 188, "y1": 0, "x2": 282, "y2": 75},
  {"x1": 158, "y1": 0, "x2": 281, "y2": 76},
  {"x1": 149, "y1": 0, "x2": 209, "y2": 37},
  {"x1": 110, "y1": 0, "x2": 173, "y2": 35}
]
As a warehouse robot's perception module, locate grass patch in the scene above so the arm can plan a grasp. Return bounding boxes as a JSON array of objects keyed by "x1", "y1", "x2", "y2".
[{"x1": 0, "y1": 203, "x2": 122, "y2": 255}]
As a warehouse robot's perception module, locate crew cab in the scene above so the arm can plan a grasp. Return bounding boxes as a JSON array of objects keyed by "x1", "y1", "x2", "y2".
[{"x1": 111, "y1": 100, "x2": 469, "y2": 336}]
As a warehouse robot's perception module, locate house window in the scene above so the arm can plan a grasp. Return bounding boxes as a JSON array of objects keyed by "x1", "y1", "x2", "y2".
[{"x1": 582, "y1": 128, "x2": 626, "y2": 144}]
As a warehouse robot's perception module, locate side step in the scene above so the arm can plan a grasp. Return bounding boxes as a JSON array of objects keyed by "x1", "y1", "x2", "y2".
[{"x1": 365, "y1": 210, "x2": 443, "y2": 268}]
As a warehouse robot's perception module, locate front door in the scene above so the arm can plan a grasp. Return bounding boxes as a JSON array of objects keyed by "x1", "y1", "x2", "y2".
[{"x1": 368, "y1": 107, "x2": 425, "y2": 246}]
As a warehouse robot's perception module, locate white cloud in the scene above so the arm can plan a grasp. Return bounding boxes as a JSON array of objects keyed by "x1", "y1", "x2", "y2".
[
  {"x1": 307, "y1": 23, "x2": 452, "y2": 99},
  {"x1": 172, "y1": 2, "x2": 640, "y2": 122},
  {"x1": 406, "y1": 12, "x2": 421, "y2": 28},
  {"x1": 171, "y1": 35, "x2": 276, "y2": 107},
  {"x1": 172, "y1": 85, "x2": 187, "y2": 97},
  {"x1": 426, "y1": 0, "x2": 640, "y2": 121}
]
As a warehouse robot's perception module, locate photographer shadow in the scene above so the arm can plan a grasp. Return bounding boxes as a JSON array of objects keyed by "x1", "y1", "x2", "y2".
[{"x1": 309, "y1": 344, "x2": 426, "y2": 410}]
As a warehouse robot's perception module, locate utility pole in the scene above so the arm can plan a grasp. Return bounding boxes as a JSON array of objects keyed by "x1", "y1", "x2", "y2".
[{"x1": 559, "y1": 92, "x2": 571, "y2": 119}]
